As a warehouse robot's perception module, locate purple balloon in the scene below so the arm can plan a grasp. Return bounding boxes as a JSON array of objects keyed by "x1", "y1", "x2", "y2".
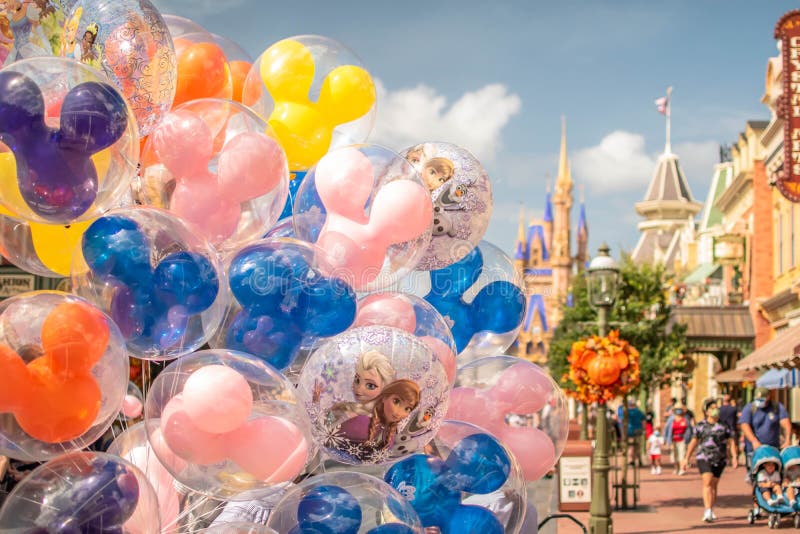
[{"x1": 0, "y1": 71, "x2": 128, "y2": 222}]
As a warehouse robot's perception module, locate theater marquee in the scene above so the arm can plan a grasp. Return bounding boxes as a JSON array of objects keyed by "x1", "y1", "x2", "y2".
[{"x1": 776, "y1": 10, "x2": 800, "y2": 202}]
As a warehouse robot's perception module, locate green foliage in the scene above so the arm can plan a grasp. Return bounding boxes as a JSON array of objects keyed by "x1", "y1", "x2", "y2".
[{"x1": 547, "y1": 255, "x2": 687, "y2": 395}]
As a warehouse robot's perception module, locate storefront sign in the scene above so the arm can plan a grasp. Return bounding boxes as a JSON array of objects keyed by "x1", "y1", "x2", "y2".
[
  {"x1": 776, "y1": 10, "x2": 800, "y2": 202},
  {"x1": 0, "y1": 274, "x2": 35, "y2": 298},
  {"x1": 559, "y1": 456, "x2": 592, "y2": 505}
]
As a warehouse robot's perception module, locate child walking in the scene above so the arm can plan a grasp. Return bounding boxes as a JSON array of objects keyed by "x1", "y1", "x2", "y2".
[{"x1": 647, "y1": 428, "x2": 664, "y2": 474}]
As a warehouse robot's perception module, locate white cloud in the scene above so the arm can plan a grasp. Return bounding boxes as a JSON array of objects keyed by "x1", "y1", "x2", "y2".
[
  {"x1": 572, "y1": 131, "x2": 719, "y2": 200},
  {"x1": 370, "y1": 80, "x2": 522, "y2": 163}
]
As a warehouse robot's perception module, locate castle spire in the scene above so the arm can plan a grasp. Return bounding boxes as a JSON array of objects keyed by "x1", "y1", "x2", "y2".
[
  {"x1": 556, "y1": 116, "x2": 572, "y2": 189},
  {"x1": 514, "y1": 205, "x2": 527, "y2": 262}
]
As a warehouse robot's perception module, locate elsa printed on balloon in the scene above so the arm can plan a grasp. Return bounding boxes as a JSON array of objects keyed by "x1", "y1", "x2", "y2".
[{"x1": 298, "y1": 326, "x2": 452, "y2": 465}]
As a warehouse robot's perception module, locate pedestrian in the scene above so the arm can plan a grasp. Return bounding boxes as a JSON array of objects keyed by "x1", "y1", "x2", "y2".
[
  {"x1": 647, "y1": 427, "x2": 664, "y2": 474},
  {"x1": 717, "y1": 393, "x2": 739, "y2": 460},
  {"x1": 665, "y1": 402, "x2": 691, "y2": 475},
  {"x1": 682, "y1": 398, "x2": 738, "y2": 523},
  {"x1": 739, "y1": 387, "x2": 791, "y2": 474}
]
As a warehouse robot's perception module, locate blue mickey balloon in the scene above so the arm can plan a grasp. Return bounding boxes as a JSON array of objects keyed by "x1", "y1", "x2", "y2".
[
  {"x1": 0, "y1": 70, "x2": 128, "y2": 222},
  {"x1": 297, "y1": 485, "x2": 362, "y2": 534},
  {"x1": 280, "y1": 171, "x2": 307, "y2": 220},
  {"x1": 82, "y1": 215, "x2": 219, "y2": 355},
  {"x1": 225, "y1": 239, "x2": 356, "y2": 369},
  {"x1": 367, "y1": 525, "x2": 416, "y2": 534},
  {"x1": 424, "y1": 246, "x2": 525, "y2": 353},
  {"x1": 385, "y1": 433, "x2": 511, "y2": 532}
]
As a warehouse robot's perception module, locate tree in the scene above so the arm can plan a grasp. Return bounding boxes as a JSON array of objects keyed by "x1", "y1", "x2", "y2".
[{"x1": 548, "y1": 255, "x2": 688, "y2": 396}]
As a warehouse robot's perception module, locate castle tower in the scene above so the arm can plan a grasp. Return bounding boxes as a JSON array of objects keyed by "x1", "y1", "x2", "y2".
[
  {"x1": 513, "y1": 206, "x2": 527, "y2": 272},
  {"x1": 551, "y1": 117, "x2": 573, "y2": 319},
  {"x1": 575, "y1": 198, "x2": 589, "y2": 271}
]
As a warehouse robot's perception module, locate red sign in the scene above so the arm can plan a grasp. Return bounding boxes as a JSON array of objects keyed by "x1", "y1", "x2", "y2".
[{"x1": 776, "y1": 10, "x2": 800, "y2": 202}]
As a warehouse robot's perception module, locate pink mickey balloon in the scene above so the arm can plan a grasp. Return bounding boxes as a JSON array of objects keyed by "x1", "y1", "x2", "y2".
[
  {"x1": 491, "y1": 361, "x2": 554, "y2": 413},
  {"x1": 171, "y1": 176, "x2": 242, "y2": 242},
  {"x1": 182, "y1": 365, "x2": 254, "y2": 433},
  {"x1": 356, "y1": 293, "x2": 417, "y2": 332},
  {"x1": 496, "y1": 425, "x2": 556, "y2": 481},
  {"x1": 151, "y1": 110, "x2": 213, "y2": 178},
  {"x1": 314, "y1": 146, "x2": 373, "y2": 222},
  {"x1": 446, "y1": 387, "x2": 500, "y2": 431},
  {"x1": 218, "y1": 132, "x2": 287, "y2": 201},
  {"x1": 122, "y1": 394, "x2": 143, "y2": 419},
  {"x1": 160, "y1": 394, "x2": 226, "y2": 465},
  {"x1": 315, "y1": 231, "x2": 386, "y2": 288},
  {"x1": 227, "y1": 416, "x2": 309, "y2": 482},
  {"x1": 368, "y1": 179, "x2": 433, "y2": 242}
]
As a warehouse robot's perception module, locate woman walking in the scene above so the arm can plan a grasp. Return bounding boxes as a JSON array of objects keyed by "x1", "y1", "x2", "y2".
[
  {"x1": 666, "y1": 402, "x2": 691, "y2": 474},
  {"x1": 681, "y1": 398, "x2": 738, "y2": 523}
]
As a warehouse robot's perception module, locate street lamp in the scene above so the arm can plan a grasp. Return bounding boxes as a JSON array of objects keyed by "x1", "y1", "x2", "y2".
[{"x1": 587, "y1": 242, "x2": 620, "y2": 534}]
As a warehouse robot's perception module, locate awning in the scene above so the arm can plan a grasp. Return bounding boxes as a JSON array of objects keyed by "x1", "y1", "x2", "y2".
[
  {"x1": 756, "y1": 368, "x2": 800, "y2": 389},
  {"x1": 683, "y1": 263, "x2": 722, "y2": 285},
  {"x1": 669, "y1": 306, "x2": 755, "y2": 341},
  {"x1": 715, "y1": 367, "x2": 760, "y2": 383},
  {"x1": 736, "y1": 323, "x2": 800, "y2": 370}
]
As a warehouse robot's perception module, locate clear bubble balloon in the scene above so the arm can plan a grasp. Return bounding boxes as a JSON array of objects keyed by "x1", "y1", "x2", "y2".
[
  {"x1": 446, "y1": 356, "x2": 569, "y2": 481},
  {"x1": 0, "y1": 451, "x2": 160, "y2": 532},
  {"x1": 71, "y1": 206, "x2": 227, "y2": 360},
  {"x1": 384, "y1": 420, "x2": 527, "y2": 533},
  {"x1": 204, "y1": 523, "x2": 278, "y2": 534},
  {"x1": 0, "y1": 291, "x2": 127, "y2": 462},
  {"x1": 400, "y1": 142, "x2": 493, "y2": 270},
  {"x1": 296, "y1": 326, "x2": 452, "y2": 466},
  {"x1": 137, "y1": 99, "x2": 289, "y2": 251},
  {"x1": 162, "y1": 13, "x2": 209, "y2": 39},
  {"x1": 267, "y1": 471, "x2": 422, "y2": 534},
  {"x1": 144, "y1": 349, "x2": 313, "y2": 501},
  {"x1": 108, "y1": 421, "x2": 182, "y2": 533},
  {"x1": 396, "y1": 240, "x2": 525, "y2": 359},
  {"x1": 210, "y1": 33, "x2": 253, "y2": 103},
  {"x1": 0, "y1": 57, "x2": 139, "y2": 225},
  {"x1": 293, "y1": 145, "x2": 433, "y2": 292},
  {"x1": 172, "y1": 32, "x2": 234, "y2": 107},
  {"x1": 62, "y1": 0, "x2": 177, "y2": 136},
  {"x1": 242, "y1": 35, "x2": 377, "y2": 172}
]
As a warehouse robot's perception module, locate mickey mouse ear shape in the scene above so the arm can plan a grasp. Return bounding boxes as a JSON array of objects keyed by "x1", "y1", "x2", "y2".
[
  {"x1": 0, "y1": 71, "x2": 45, "y2": 133},
  {"x1": 59, "y1": 81, "x2": 129, "y2": 153}
]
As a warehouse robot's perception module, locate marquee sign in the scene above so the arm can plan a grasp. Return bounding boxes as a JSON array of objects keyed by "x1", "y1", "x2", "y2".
[{"x1": 776, "y1": 10, "x2": 800, "y2": 202}]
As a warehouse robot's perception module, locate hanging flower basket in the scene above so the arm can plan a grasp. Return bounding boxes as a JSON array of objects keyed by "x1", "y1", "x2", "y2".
[{"x1": 564, "y1": 330, "x2": 640, "y2": 405}]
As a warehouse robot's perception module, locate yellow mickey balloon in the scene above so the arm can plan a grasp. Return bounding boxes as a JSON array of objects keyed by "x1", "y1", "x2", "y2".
[{"x1": 257, "y1": 38, "x2": 376, "y2": 171}]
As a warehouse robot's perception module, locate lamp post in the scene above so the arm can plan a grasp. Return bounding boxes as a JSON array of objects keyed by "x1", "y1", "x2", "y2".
[{"x1": 587, "y1": 243, "x2": 620, "y2": 534}]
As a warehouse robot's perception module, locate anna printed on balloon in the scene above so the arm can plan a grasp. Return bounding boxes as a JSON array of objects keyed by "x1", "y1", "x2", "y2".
[
  {"x1": 401, "y1": 142, "x2": 493, "y2": 271},
  {"x1": 302, "y1": 326, "x2": 451, "y2": 465}
]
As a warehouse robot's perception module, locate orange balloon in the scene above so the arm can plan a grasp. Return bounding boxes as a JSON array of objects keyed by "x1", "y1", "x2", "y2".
[
  {"x1": 174, "y1": 42, "x2": 230, "y2": 107},
  {"x1": 41, "y1": 302, "x2": 110, "y2": 376},
  {"x1": 18, "y1": 368, "x2": 101, "y2": 443},
  {"x1": 229, "y1": 60, "x2": 252, "y2": 103},
  {"x1": 0, "y1": 345, "x2": 32, "y2": 410}
]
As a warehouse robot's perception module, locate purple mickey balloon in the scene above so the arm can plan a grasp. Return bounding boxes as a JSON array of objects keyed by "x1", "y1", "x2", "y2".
[{"x1": 0, "y1": 71, "x2": 128, "y2": 222}]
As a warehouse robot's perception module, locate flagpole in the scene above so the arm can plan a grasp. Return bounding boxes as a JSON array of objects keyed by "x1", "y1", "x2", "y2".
[{"x1": 665, "y1": 86, "x2": 672, "y2": 154}]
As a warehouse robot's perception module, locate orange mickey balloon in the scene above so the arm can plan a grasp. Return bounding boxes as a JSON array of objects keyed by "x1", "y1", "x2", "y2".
[
  {"x1": 230, "y1": 60, "x2": 252, "y2": 103},
  {"x1": 41, "y1": 302, "x2": 110, "y2": 376},
  {"x1": 0, "y1": 345, "x2": 32, "y2": 410},
  {"x1": 174, "y1": 41, "x2": 232, "y2": 107}
]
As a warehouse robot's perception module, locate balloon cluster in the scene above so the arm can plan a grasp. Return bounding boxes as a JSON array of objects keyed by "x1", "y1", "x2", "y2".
[
  {"x1": 225, "y1": 239, "x2": 357, "y2": 369},
  {"x1": 385, "y1": 433, "x2": 510, "y2": 533}
]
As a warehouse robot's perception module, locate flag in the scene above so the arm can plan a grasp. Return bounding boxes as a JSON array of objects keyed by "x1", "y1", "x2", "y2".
[{"x1": 654, "y1": 96, "x2": 668, "y2": 115}]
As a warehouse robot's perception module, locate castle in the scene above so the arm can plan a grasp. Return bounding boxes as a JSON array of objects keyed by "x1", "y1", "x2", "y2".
[{"x1": 511, "y1": 119, "x2": 589, "y2": 362}]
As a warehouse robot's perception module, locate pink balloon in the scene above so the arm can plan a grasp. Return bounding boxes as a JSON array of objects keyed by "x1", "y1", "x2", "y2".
[
  {"x1": 314, "y1": 146, "x2": 373, "y2": 222},
  {"x1": 148, "y1": 427, "x2": 188, "y2": 474},
  {"x1": 446, "y1": 387, "x2": 497, "y2": 431},
  {"x1": 182, "y1": 365, "x2": 254, "y2": 433},
  {"x1": 126, "y1": 443, "x2": 180, "y2": 531},
  {"x1": 421, "y1": 335, "x2": 456, "y2": 382},
  {"x1": 355, "y1": 293, "x2": 416, "y2": 333},
  {"x1": 490, "y1": 362, "x2": 553, "y2": 413},
  {"x1": 368, "y1": 179, "x2": 433, "y2": 242},
  {"x1": 121, "y1": 394, "x2": 143, "y2": 419},
  {"x1": 170, "y1": 176, "x2": 241, "y2": 243},
  {"x1": 218, "y1": 132, "x2": 286, "y2": 201},
  {"x1": 160, "y1": 394, "x2": 226, "y2": 465},
  {"x1": 151, "y1": 110, "x2": 213, "y2": 178},
  {"x1": 315, "y1": 230, "x2": 386, "y2": 289},
  {"x1": 496, "y1": 425, "x2": 556, "y2": 481},
  {"x1": 226, "y1": 416, "x2": 309, "y2": 482}
]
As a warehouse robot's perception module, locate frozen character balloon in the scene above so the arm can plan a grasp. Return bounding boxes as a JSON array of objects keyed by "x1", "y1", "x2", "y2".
[{"x1": 322, "y1": 350, "x2": 396, "y2": 421}]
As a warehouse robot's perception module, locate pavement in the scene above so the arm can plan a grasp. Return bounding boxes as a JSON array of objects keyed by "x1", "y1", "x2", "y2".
[{"x1": 536, "y1": 459, "x2": 776, "y2": 534}]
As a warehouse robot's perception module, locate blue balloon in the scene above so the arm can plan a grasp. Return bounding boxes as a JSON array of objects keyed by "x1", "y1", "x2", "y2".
[
  {"x1": 367, "y1": 524, "x2": 415, "y2": 534},
  {"x1": 0, "y1": 72, "x2": 127, "y2": 221},
  {"x1": 297, "y1": 485, "x2": 362, "y2": 534},
  {"x1": 384, "y1": 455, "x2": 459, "y2": 527},
  {"x1": 424, "y1": 246, "x2": 524, "y2": 353},
  {"x1": 83, "y1": 216, "x2": 151, "y2": 287},
  {"x1": 445, "y1": 505, "x2": 503, "y2": 534},
  {"x1": 265, "y1": 216, "x2": 296, "y2": 238},
  {"x1": 225, "y1": 240, "x2": 356, "y2": 369},
  {"x1": 153, "y1": 251, "x2": 219, "y2": 313},
  {"x1": 280, "y1": 171, "x2": 307, "y2": 220},
  {"x1": 443, "y1": 433, "x2": 511, "y2": 494}
]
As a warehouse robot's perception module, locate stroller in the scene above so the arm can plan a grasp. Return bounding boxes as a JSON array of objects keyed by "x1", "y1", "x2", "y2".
[{"x1": 747, "y1": 445, "x2": 797, "y2": 529}]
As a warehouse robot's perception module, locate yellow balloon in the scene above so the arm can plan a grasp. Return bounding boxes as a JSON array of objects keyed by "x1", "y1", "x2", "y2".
[
  {"x1": 259, "y1": 39, "x2": 376, "y2": 172},
  {"x1": 30, "y1": 220, "x2": 92, "y2": 277},
  {"x1": 0, "y1": 153, "x2": 29, "y2": 218}
]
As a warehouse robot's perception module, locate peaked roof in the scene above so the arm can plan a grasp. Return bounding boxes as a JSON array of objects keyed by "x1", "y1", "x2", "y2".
[
  {"x1": 700, "y1": 163, "x2": 733, "y2": 231},
  {"x1": 525, "y1": 224, "x2": 549, "y2": 261},
  {"x1": 543, "y1": 192, "x2": 553, "y2": 222},
  {"x1": 642, "y1": 152, "x2": 696, "y2": 203},
  {"x1": 577, "y1": 202, "x2": 588, "y2": 237},
  {"x1": 523, "y1": 293, "x2": 549, "y2": 333},
  {"x1": 555, "y1": 117, "x2": 572, "y2": 191}
]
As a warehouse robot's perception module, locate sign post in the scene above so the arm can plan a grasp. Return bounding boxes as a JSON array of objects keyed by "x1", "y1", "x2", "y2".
[{"x1": 776, "y1": 10, "x2": 800, "y2": 202}]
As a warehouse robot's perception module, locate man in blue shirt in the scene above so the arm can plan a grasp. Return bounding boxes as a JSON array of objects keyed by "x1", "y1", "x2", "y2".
[{"x1": 739, "y1": 387, "x2": 791, "y2": 473}]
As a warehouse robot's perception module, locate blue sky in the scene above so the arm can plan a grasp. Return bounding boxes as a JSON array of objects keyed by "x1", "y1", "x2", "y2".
[{"x1": 153, "y1": 0, "x2": 796, "y2": 259}]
